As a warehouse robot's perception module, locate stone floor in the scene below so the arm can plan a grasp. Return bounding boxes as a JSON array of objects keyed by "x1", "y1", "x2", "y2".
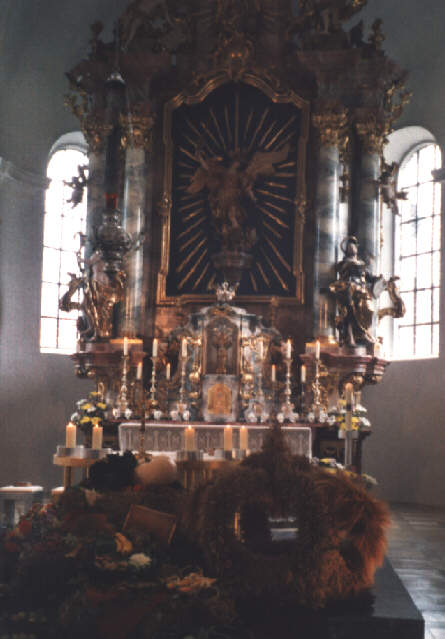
[{"x1": 387, "y1": 503, "x2": 445, "y2": 639}]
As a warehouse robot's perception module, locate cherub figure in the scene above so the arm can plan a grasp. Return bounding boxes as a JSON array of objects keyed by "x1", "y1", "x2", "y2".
[
  {"x1": 377, "y1": 161, "x2": 407, "y2": 216},
  {"x1": 64, "y1": 165, "x2": 89, "y2": 208}
]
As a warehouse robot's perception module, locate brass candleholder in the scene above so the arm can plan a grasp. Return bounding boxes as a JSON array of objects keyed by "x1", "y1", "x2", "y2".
[
  {"x1": 280, "y1": 354, "x2": 297, "y2": 423},
  {"x1": 114, "y1": 350, "x2": 131, "y2": 419}
]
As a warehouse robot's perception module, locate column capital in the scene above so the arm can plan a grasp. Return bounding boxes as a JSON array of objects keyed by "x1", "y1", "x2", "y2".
[
  {"x1": 355, "y1": 117, "x2": 386, "y2": 155},
  {"x1": 120, "y1": 108, "x2": 156, "y2": 152},
  {"x1": 312, "y1": 109, "x2": 348, "y2": 148}
]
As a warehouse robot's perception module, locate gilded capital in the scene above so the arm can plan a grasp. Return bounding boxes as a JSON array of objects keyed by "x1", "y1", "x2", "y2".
[
  {"x1": 355, "y1": 119, "x2": 386, "y2": 155},
  {"x1": 120, "y1": 112, "x2": 156, "y2": 152},
  {"x1": 312, "y1": 110, "x2": 348, "y2": 148}
]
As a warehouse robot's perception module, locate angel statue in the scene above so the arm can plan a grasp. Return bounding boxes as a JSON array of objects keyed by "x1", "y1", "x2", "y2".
[{"x1": 186, "y1": 144, "x2": 290, "y2": 252}]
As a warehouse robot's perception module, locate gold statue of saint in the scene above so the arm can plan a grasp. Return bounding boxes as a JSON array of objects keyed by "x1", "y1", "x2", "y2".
[{"x1": 208, "y1": 383, "x2": 232, "y2": 416}]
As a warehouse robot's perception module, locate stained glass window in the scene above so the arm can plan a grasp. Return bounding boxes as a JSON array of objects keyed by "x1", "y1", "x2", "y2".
[
  {"x1": 40, "y1": 146, "x2": 88, "y2": 353},
  {"x1": 393, "y1": 143, "x2": 441, "y2": 359}
]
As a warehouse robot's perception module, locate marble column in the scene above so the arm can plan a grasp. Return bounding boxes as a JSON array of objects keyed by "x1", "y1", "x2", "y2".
[
  {"x1": 355, "y1": 125, "x2": 382, "y2": 276},
  {"x1": 120, "y1": 111, "x2": 154, "y2": 338},
  {"x1": 312, "y1": 112, "x2": 347, "y2": 340},
  {"x1": 122, "y1": 145, "x2": 146, "y2": 338}
]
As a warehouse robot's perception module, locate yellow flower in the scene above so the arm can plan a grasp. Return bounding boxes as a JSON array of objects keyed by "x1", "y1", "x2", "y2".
[
  {"x1": 80, "y1": 403, "x2": 92, "y2": 411},
  {"x1": 80, "y1": 416, "x2": 91, "y2": 424},
  {"x1": 96, "y1": 402, "x2": 107, "y2": 410},
  {"x1": 91, "y1": 417, "x2": 101, "y2": 425}
]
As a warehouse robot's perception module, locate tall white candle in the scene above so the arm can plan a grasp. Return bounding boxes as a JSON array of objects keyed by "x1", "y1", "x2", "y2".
[
  {"x1": 271, "y1": 364, "x2": 276, "y2": 382},
  {"x1": 224, "y1": 426, "x2": 233, "y2": 451},
  {"x1": 181, "y1": 338, "x2": 187, "y2": 358},
  {"x1": 123, "y1": 337, "x2": 129, "y2": 356},
  {"x1": 92, "y1": 425, "x2": 103, "y2": 450},
  {"x1": 136, "y1": 361, "x2": 143, "y2": 380},
  {"x1": 315, "y1": 340, "x2": 320, "y2": 360},
  {"x1": 184, "y1": 426, "x2": 196, "y2": 452},
  {"x1": 240, "y1": 426, "x2": 248, "y2": 451},
  {"x1": 152, "y1": 338, "x2": 158, "y2": 358},
  {"x1": 166, "y1": 363, "x2": 171, "y2": 380},
  {"x1": 286, "y1": 339, "x2": 292, "y2": 359},
  {"x1": 66, "y1": 422, "x2": 76, "y2": 448},
  {"x1": 300, "y1": 364, "x2": 306, "y2": 383}
]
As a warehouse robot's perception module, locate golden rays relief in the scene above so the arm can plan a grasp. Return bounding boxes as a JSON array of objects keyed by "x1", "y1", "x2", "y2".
[{"x1": 168, "y1": 84, "x2": 300, "y2": 295}]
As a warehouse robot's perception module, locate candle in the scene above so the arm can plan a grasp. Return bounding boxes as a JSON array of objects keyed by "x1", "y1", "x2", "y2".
[
  {"x1": 123, "y1": 337, "x2": 128, "y2": 356},
  {"x1": 224, "y1": 425, "x2": 233, "y2": 451},
  {"x1": 315, "y1": 340, "x2": 320, "y2": 360},
  {"x1": 92, "y1": 424, "x2": 103, "y2": 450},
  {"x1": 271, "y1": 364, "x2": 276, "y2": 382},
  {"x1": 66, "y1": 422, "x2": 76, "y2": 448},
  {"x1": 324, "y1": 302, "x2": 328, "y2": 329},
  {"x1": 136, "y1": 361, "x2": 143, "y2": 380},
  {"x1": 166, "y1": 363, "x2": 171, "y2": 380},
  {"x1": 184, "y1": 426, "x2": 196, "y2": 452},
  {"x1": 258, "y1": 339, "x2": 264, "y2": 360},
  {"x1": 345, "y1": 383, "x2": 353, "y2": 404},
  {"x1": 152, "y1": 338, "x2": 158, "y2": 358},
  {"x1": 286, "y1": 339, "x2": 292, "y2": 359},
  {"x1": 181, "y1": 338, "x2": 187, "y2": 358},
  {"x1": 300, "y1": 364, "x2": 306, "y2": 383},
  {"x1": 240, "y1": 426, "x2": 248, "y2": 451}
]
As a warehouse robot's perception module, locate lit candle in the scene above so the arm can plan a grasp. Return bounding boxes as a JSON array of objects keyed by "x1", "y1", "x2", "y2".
[
  {"x1": 286, "y1": 339, "x2": 292, "y2": 359},
  {"x1": 240, "y1": 426, "x2": 248, "y2": 451},
  {"x1": 92, "y1": 424, "x2": 103, "y2": 450},
  {"x1": 258, "y1": 339, "x2": 264, "y2": 360},
  {"x1": 184, "y1": 425, "x2": 196, "y2": 452},
  {"x1": 152, "y1": 338, "x2": 158, "y2": 358},
  {"x1": 224, "y1": 425, "x2": 233, "y2": 451},
  {"x1": 136, "y1": 361, "x2": 143, "y2": 380},
  {"x1": 66, "y1": 422, "x2": 76, "y2": 448},
  {"x1": 123, "y1": 337, "x2": 129, "y2": 356},
  {"x1": 181, "y1": 338, "x2": 187, "y2": 358},
  {"x1": 315, "y1": 339, "x2": 320, "y2": 360},
  {"x1": 271, "y1": 364, "x2": 276, "y2": 382},
  {"x1": 300, "y1": 364, "x2": 306, "y2": 383},
  {"x1": 166, "y1": 363, "x2": 171, "y2": 380}
]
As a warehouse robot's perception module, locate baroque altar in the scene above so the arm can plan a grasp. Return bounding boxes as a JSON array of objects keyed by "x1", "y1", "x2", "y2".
[{"x1": 60, "y1": 0, "x2": 410, "y2": 469}]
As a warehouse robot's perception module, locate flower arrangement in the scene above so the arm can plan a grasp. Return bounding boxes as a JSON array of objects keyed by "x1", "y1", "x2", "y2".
[
  {"x1": 70, "y1": 391, "x2": 108, "y2": 432},
  {"x1": 328, "y1": 397, "x2": 371, "y2": 432}
]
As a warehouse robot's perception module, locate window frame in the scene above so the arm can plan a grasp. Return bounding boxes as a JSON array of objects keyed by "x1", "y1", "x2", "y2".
[
  {"x1": 40, "y1": 134, "x2": 88, "y2": 355},
  {"x1": 391, "y1": 141, "x2": 442, "y2": 361}
]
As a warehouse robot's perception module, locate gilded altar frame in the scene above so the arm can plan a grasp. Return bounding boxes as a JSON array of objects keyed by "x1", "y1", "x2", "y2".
[{"x1": 156, "y1": 72, "x2": 310, "y2": 307}]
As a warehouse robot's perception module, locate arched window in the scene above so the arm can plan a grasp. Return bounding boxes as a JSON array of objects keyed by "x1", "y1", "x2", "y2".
[
  {"x1": 393, "y1": 142, "x2": 441, "y2": 359},
  {"x1": 40, "y1": 134, "x2": 88, "y2": 353}
]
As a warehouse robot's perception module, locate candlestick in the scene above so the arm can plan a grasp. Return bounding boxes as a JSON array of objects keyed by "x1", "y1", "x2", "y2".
[
  {"x1": 315, "y1": 340, "x2": 320, "y2": 360},
  {"x1": 136, "y1": 361, "x2": 143, "y2": 380},
  {"x1": 300, "y1": 364, "x2": 306, "y2": 383},
  {"x1": 92, "y1": 424, "x2": 103, "y2": 450},
  {"x1": 271, "y1": 364, "x2": 276, "y2": 382},
  {"x1": 152, "y1": 338, "x2": 158, "y2": 358},
  {"x1": 286, "y1": 339, "x2": 292, "y2": 360},
  {"x1": 66, "y1": 422, "x2": 76, "y2": 448},
  {"x1": 184, "y1": 426, "x2": 196, "y2": 452},
  {"x1": 182, "y1": 337, "x2": 187, "y2": 358},
  {"x1": 240, "y1": 426, "x2": 248, "y2": 451},
  {"x1": 258, "y1": 338, "x2": 264, "y2": 360},
  {"x1": 166, "y1": 362, "x2": 171, "y2": 380},
  {"x1": 224, "y1": 426, "x2": 233, "y2": 451},
  {"x1": 344, "y1": 382, "x2": 354, "y2": 468},
  {"x1": 123, "y1": 337, "x2": 128, "y2": 356}
]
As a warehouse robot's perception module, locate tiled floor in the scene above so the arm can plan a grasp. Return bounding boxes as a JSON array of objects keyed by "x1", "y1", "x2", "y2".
[{"x1": 387, "y1": 503, "x2": 445, "y2": 639}]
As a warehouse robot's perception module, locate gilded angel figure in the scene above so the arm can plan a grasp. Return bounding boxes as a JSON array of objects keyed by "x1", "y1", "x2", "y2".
[{"x1": 186, "y1": 144, "x2": 290, "y2": 251}]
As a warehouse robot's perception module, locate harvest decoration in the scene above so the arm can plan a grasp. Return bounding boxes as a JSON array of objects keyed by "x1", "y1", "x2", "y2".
[
  {"x1": 182, "y1": 427, "x2": 389, "y2": 609},
  {"x1": 70, "y1": 391, "x2": 108, "y2": 433}
]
